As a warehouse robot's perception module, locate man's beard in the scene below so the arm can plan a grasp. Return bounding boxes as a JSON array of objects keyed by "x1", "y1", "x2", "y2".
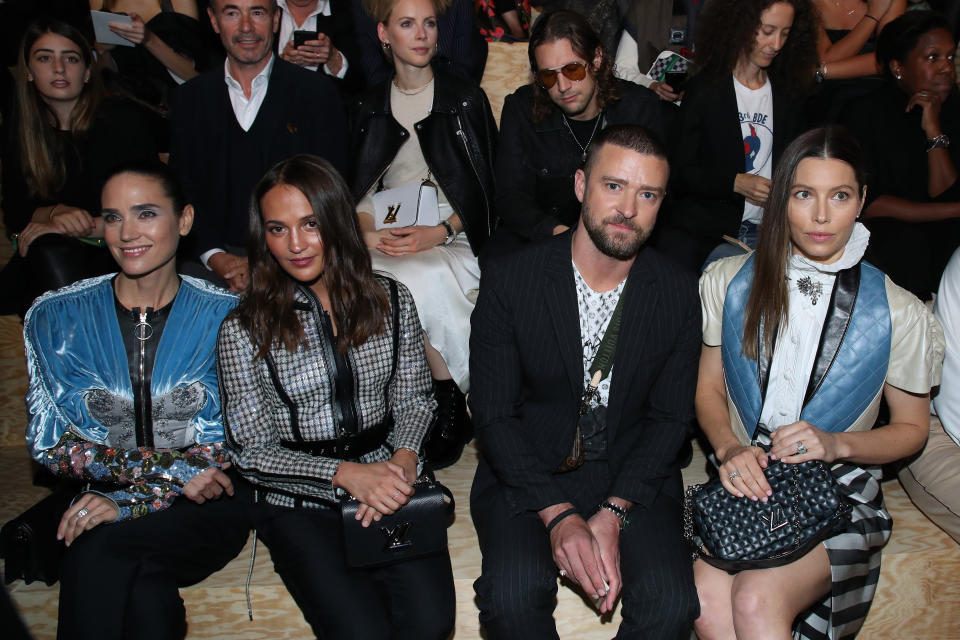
[{"x1": 582, "y1": 207, "x2": 650, "y2": 260}]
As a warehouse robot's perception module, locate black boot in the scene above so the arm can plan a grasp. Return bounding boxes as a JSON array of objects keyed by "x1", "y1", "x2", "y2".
[{"x1": 423, "y1": 379, "x2": 472, "y2": 470}]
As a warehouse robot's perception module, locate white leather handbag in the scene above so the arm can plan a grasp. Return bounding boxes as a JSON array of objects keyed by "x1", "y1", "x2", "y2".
[{"x1": 372, "y1": 178, "x2": 440, "y2": 230}]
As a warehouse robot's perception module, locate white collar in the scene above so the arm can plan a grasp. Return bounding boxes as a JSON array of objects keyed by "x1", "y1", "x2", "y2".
[
  {"x1": 277, "y1": 0, "x2": 331, "y2": 18},
  {"x1": 224, "y1": 52, "x2": 275, "y2": 92},
  {"x1": 789, "y1": 222, "x2": 870, "y2": 275}
]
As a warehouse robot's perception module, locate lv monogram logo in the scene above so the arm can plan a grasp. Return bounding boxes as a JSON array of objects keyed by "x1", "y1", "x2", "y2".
[
  {"x1": 380, "y1": 521, "x2": 413, "y2": 552},
  {"x1": 383, "y1": 203, "x2": 401, "y2": 224},
  {"x1": 759, "y1": 507, "x2": 788, "y2": 532}
]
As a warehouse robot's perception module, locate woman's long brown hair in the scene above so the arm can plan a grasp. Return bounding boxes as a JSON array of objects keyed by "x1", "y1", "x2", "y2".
[
  {"x1": 234, "y1": 155, "x2": 388, "y2": 360},
  {"x1": 14, "y1": 20, "x2": 102, "y2": 199},
  {"x1": 743, "y1": 126, "x2": 867, "y2": 360}
]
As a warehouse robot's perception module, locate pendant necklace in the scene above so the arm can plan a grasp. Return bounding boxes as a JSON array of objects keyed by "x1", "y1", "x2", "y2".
[{"x1": 563, "y1": 111, "x2": 604, "y2": 163}]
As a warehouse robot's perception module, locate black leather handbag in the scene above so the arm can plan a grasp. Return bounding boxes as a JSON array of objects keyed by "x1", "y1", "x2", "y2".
[
  {"x1": 684, "y1": 450, "x2": 851, "y2": 572},
  {"x1": 340, "y1": 477, "x2": 455, "y2": 568}
]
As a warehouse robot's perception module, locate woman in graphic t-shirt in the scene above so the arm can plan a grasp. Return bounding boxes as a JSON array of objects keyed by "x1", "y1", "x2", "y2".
[{"x1": 658, "y1": 0, "x2": 817, "y2": 271}]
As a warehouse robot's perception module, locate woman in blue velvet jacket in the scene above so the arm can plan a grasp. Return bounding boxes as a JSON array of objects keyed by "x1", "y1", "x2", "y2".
[{"x1": 23, "y1": 161, "x2": 249, "y2": 640}]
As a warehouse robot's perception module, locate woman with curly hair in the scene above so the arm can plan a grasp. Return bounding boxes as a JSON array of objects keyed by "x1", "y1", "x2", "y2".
[{"x1": 660, "y1": 0, "x2": 818, "y2": 271}]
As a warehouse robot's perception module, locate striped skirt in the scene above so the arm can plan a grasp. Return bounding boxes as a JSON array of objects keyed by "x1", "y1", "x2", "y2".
[{"x1": 794, "y1": 463, "x2": 892, "y2": 640}]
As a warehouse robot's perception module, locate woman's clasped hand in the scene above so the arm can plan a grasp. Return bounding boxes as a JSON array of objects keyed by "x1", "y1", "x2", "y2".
[{"x1": 334, "y1": 449, "x2": 419, "y2": 526}]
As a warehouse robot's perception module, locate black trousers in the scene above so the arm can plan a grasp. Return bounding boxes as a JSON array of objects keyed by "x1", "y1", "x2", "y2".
[
  {"x1": 252, "y1": 502, "x2": 456, "y2": 640},
  {"x1": 471, "y1": 461, "x2": 699, "y2": 639},
  {"x1": 57, "y1": 475, "x2": 251, "y2": 640}
]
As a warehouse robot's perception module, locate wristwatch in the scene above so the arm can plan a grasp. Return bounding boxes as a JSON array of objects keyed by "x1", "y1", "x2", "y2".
[
  {"x1": 927, "y1": 134, "x2": 950, "y2": 152},
  {"x1": 439, "y1": 219, "x2": 457, "y2": 245},
  {"x1": 597, "y1": 501, "x2": 629, "y2": 529}
]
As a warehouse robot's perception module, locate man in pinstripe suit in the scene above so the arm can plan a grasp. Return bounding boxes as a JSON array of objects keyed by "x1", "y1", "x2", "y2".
[{"x1": 470, "y1": 124, "x2": 701, "y2": 639}]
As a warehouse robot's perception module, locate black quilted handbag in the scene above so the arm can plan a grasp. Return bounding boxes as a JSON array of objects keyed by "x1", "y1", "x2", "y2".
[
  {"x1": 340, "y1": 477, "x2": 455, "y2": 568},
  {"x1": 684, "y1": 452, "x2": 852, "y2": 572}
]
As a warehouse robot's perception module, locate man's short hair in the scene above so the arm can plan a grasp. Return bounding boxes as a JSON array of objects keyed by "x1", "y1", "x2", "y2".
[{"x1": 583, "y1": 125, "x2": 668, "y2": 176}]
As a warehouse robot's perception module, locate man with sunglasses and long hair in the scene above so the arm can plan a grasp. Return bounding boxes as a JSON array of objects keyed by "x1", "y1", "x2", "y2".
[{"x1": 483, "y1": 9, "x2": 665, "y2": 263}]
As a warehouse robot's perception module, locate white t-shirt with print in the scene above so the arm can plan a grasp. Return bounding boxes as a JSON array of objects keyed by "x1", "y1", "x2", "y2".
[{"x1": 734, "y1": 76, "x2": 774, "y2": 225}]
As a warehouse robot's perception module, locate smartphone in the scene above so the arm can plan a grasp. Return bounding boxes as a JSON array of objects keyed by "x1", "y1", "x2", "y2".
[
  {"x1": 665, "y1": 70, "x2": 689, "y2": 94},
  {"x1": 293, "y1": 30, "x2": 319, "y2": 48}
]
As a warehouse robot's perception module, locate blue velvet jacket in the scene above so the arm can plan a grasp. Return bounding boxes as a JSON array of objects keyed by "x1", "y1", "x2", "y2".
[{"x1": 24, "y1": 275, "x2": 237, "y2": 519}]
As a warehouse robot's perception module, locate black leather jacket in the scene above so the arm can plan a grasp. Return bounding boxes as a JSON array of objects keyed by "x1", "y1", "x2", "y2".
[{"x1": 349, "y1": 68, "x2": 498, "y2": 256}]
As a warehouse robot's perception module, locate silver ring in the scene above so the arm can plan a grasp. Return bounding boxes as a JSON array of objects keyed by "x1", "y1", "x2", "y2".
[
  {"x1": 76, "y1": 508, "x2": 89, "y2": 519},
  {"x1": 559, "y1": 569, "x2": 567, "y2": 577},
  {"x1": 728, "y1": 471, "x2": 741, "y2": 480},
  {"x1": 796, "y1": 442, "x2": 808, "y2": 455}
]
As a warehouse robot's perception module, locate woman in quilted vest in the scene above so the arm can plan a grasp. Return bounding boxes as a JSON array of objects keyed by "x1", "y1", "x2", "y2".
[{"x1": 693, "y1": 126, "x2": 943, "y2": 640}]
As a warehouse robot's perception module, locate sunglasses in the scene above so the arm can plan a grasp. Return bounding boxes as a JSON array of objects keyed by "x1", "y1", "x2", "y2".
[{"x1": 536, "y1": 61, "x2": 588, "y2": 89}]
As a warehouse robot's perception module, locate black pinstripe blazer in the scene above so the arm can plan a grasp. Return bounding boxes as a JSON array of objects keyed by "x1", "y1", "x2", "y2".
[{"x1": 469, "y1": 232, "x2": 702, "y2": 515}]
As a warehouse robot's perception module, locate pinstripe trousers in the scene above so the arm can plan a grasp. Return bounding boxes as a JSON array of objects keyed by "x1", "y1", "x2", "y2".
[{"x1": 472, "y1": 461, "x2": 699, "y2": 639}]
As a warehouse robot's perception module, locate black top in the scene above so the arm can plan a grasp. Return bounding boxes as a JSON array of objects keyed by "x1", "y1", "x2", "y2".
[
  {"x1": 841, "y1": 82, "x2": 960, "y2": 297},
  {"x1": 1, "y1": 97, "x2": 159, "y2": 235},
  {"x1": 115, "y1": 284, "x2": 175, "y2": 448},
  {"x1": 843, "y1": 82, "x2": 960, "y2": 205},
  {"x1": 105, "y1": 10, "x2": 221, "y2": 118}
]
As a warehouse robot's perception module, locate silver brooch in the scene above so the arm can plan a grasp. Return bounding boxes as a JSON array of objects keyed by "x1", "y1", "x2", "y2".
[{"x1": 796, "y1": 276, "x2": 823, "y2": 305}]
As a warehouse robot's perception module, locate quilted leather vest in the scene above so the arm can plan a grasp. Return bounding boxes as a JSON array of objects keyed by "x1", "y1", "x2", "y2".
[{"x1": 721, "y1": 255, "x2": 891, "y2": 434}]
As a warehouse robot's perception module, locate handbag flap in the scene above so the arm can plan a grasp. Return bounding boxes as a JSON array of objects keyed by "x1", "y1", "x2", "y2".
[{"x1": 372, "y1": 181, "x2": 441, "y2": 230}]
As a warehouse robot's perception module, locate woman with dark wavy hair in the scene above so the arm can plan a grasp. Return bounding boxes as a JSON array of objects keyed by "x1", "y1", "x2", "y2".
[
  {"x1": 695, "y1": 126, "x2": 941, "y2": 639},
  {"x1": 217, "y1": 154, "x2": 455, "y2": 639},
  {"x1": 662, "y1": 0, "x2": 818, "y2": 272}
]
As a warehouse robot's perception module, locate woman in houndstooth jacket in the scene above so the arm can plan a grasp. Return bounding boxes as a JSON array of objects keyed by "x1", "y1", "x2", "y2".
[{"x1": 216, "y1": 154, "x2": 455, "y2": 639}]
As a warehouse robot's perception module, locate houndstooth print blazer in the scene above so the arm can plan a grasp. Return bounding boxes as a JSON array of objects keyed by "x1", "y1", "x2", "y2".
[{"x1": 217, "y1": 276, "x2": 435, "y2": 508}]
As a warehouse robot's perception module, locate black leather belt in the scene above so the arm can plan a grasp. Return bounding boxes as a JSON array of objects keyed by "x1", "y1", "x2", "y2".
[{"x1": 280, "y1": 419, "x2": 392, "y2": 459}]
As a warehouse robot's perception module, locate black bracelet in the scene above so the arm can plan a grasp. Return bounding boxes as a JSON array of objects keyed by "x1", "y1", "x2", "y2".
[
  {"x1": 545, "y1": 507, "x2": 579, "y2": 534},
  {"x1": 864, "y1": 13, "x2": 879, "y2": 24}
]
